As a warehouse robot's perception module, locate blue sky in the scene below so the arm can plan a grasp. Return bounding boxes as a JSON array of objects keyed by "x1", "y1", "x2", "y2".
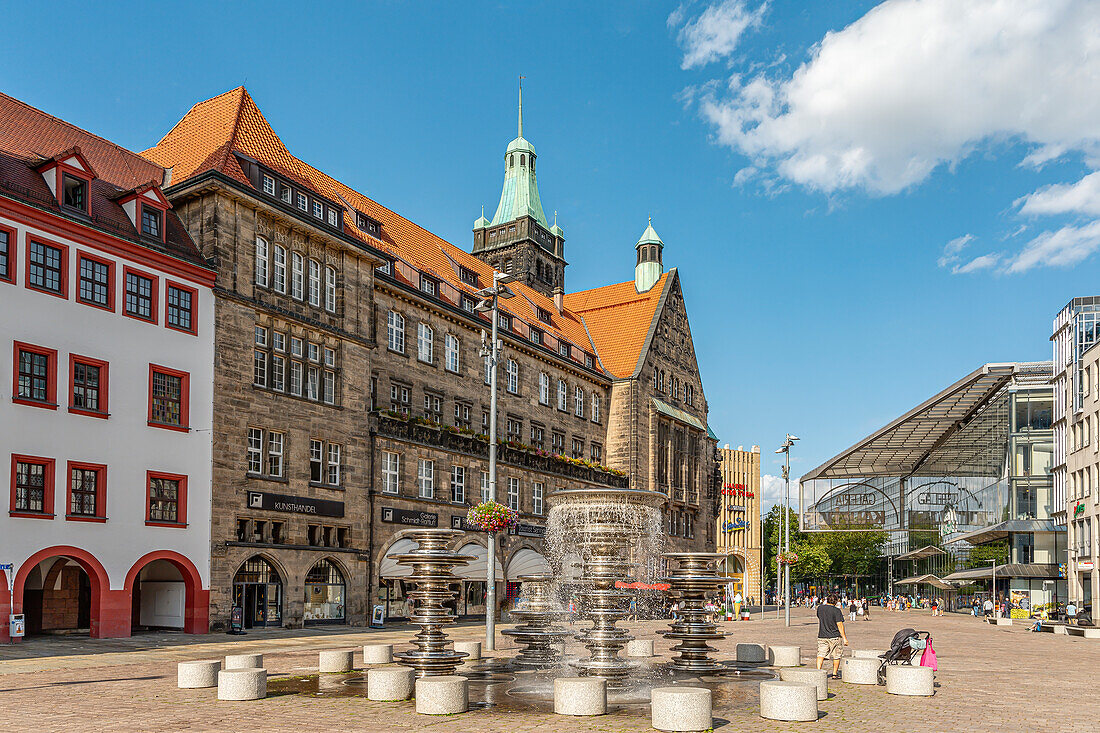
[{"x1": 4, "y1": 1, "x2": 1100, "y2": 508}]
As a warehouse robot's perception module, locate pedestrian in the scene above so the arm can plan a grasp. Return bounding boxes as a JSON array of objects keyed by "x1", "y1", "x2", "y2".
[
  {"x1": 983, "y1": 597, "x2": 993, "y2": 617},
  {"x1": 1067, "y1": 600, "x2": 1078, "y2": 624},
  {"x1": 862, "y1": 597, "x2": 870, "y2": 620},
  {"x1": 628, "y1": 596, "x2": 638, "y2": 622},
  {"x1": 815, "y1": 594, "x2": 849, "y2": 679},
  {"x1": 849, "y1": 598, "x2": 858, "y2": 622},
  {"x1": 568, "y1": 597, "x2": 576, "y2": 626},
  {"x1": 930, "y1": 597, "x2": 939, "y2": 617}
]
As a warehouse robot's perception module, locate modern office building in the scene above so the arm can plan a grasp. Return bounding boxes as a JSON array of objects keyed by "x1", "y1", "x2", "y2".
[
  {"x1": 717, "y1": 445, "x2": 761, "y2": 603},
  {"x1": 801, "y1": 362, "x2": 1065, "y2": 609},
  {"x1": 0, "y1": 93, "x2": 216, "y2": 641}
]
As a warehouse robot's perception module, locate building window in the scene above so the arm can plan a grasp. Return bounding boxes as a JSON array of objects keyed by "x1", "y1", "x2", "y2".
[
  {"x1": 313, "y1": 201, "x2": 323, "y2": 219},
  {"x1": 451, "y1": 466, "x2": 465, "y2": 504},
  {"x1": 28, "y1": 239, "x2": 66, "y2": 296},
  {"x1": 418, "y1": 459, "x2": 435, "y2": 499},
  {"x1": 149, "y1": 365, "x2": 188, "y2": 430},
  {"x1": 530, "y1": 328, "x2": 542, "y2": 345},
  {"x1": 325, "y1": 266, "x2": 337, "y2": 312},
  {"x1": 387, "y1": 310, "x2": 405, "y2": 353},
  {"x1": 454, "y1": 401, "x2": 471, "y2": 428},
  {"x1": 253, "y1": 348, "x2": 267, "y2": 387},
  {"x1": 499, "y1": 312, "x2": 511, "y2": 331},
  {"x1": 537, "y1": 307, "x2": 552, "y2": 324},
  {"x1": 382, "y1": 451, "x2": 400, "y2": 494},
  {"x1": 62, "y1": 173, "x2": 86, "y2": 212},
  {"x1": 310, "y1": 439, "x2": 324, "y2": 483},
  {"x1": 308, "y1": 259, "x2": 322, "y2": 307},
  {"x1": 574, "y1": 386, "x2": 584, "y2": 417},
  {"x1": 462, "y1": 295, "x2": 476, "y2": 313},
  {"x1": 533, "y1": 482, "x2": 544, "y2": 515},
  {"x1": 0, "y1": 226, "x2": 12, "y2": 283},
  {"x1": 507, "y1": 418, "x2": 522, "y2": 441},
  {"x1": 420, "y1": 276, "x2": 436, "y2": 296},
  {"x1": 78, "y1": 253, "x2": 112, "y2": 309},
  {"x1": 557, "y1": 379, "x2": 567, "y2": 411},
  {"x1": 591, "y1": 444, "x2": 602, "y2": 463},
  {"x1": 585, "y1": 354, "x2": 595, "y2": 369},
  {"x1": 297, "y1": 192, "x2": 308, "y2": 211},
  {"x1": 559, "y1": 342, "x2": 570, "y2": 358},
  {"x1": 280, "y1": 184, "x2": 292, "y2": 204},
  {"x1": 272, "y1": 245, "x2": 287, "y2": 293},
  {"x1": 530, "y1": 425, "x2": 544, "y2": 449},
  {"x1": 323, "y1": 368, "x2": 335, "y2": 404},
  {"x1": 506, "y1": 359, "x2": 519, "y2": 394},
  {"x1": 327, "y1": 443, "x2": 341, "y2": 486},
  {"x1": 262, "y1": 174, "x2": 276, "y2": 196},
  {"x1": 166, "y1": 283, "x2": 196, "y2": 334},
  {"x1": 571, "y1": 438, "x2": 584, "y2": 459},
  {"x1": 552, "y1": 432, "x2": 564, "y2": 454},
  {"x1": 147, "y1": 471, "x2": 187, "y2": 526},
  {"x1": 14, "y1": 342, "x2": 57, "y2": 407},
  {"x1": 11, "y1": 455, "x2": 54, "y2": 516},
  {"x1": 290, "y1": 360, "x2": 303, "y2": 396},
  {"x1": 247, "y1": 428, "x2": 263, "y2": 474},
  {"x1": 390, "y1": 383, "x2": 410, "y2": 413},
  {"x1": 539, "y1": 373, "x2": 550, "y2": 404},
  {"x1": 592, "y1": 394, "x2": 601, "y2": 423},
  {"x1": 445, "y1": 334, "x2": 460, "y2": 373},
  {"x1": 327, "y1": 208, "x2": 338, "y2": 227},
  {"x1": 124, "y1": 269, "x2": 157, "y2": 322},
  {"x1": 68, "y1": 462, "x2": 105, "y2": 518},
  {"x1": 141, "y1": 206, "x2": 162, "y2": 239},
  {"x1": 291, "y1": 252, "x2": 304, "y2": 299},
  {"x1": 255, "y1": 236, "x2": 269, "y2": 286},
  {"x1": 484, "y1": 354, "x2": 492, "y2": 385},
  {"x1": 481, "y1": 471, "x2": 490, "y2": 503},
  {"x1": 267, "y1": 431, "x2": 284, "y2": 477},
  {"x1": 418, "y1": 323, "x2": 434, "y2": 363},
  {"x1": 507, "y1": 477, "x2": 520, "y2": 511},
  {"x1": 70, "y1": 354, "x2": 107, "y2": 416},
  {"x1": 307, "y1": 365, "x2": 320, "y2": 400}
]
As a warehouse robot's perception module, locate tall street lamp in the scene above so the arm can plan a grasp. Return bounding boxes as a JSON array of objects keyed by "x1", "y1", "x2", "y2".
[
  {"x1": 475, "y1": 271, "x2": 516, "y2": 652},
  {"x1": 776, "y1": 434, "x2": 799, "y2": 628},
  {"x1": 987, "y1": 558, "x2": 998, "y2": 618}
]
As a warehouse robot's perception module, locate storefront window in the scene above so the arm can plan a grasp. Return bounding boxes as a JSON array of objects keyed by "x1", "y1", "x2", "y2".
[
  {"x1": 303, "y1": 559, "x2": 345, "y2": 624},
  {"x1": 232, "y1": 556, "x2": 282, "y2": 628}
]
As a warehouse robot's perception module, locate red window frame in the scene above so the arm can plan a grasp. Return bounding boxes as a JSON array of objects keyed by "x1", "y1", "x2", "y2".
[
  {"x1": 148, "y1": 364, "x2": 190, "y2": 432},
  {"x1": 76, "y1": 250, "x2": 115, "y2": 312},
  {"x1": 69, "y1": 353, "x2": 109, "y2": 418},
  {"x1": 0, "y1": 223, "x2": 15, "y2": 285},
  {"x1": 65, "y1": 460, "x2": 107, "y2": 522},
  {"x1": 165, "y1": 280, "x2": 198, "y2": 335},
  {"x1": 12, "y1": 341, "x2": 58, "y2": 409},
  {"x1": 146, "y1": 470, "x2": 187, "y2": 527},
  {"x1": 24, "y1": 236, "x2": 69, "y2": 299},
  {"x1": 122, "y1": 265, "x2": 159, "y2": 324},
  {"x1": 9, "y1": 454, "x2": 55, "y2": 519}
]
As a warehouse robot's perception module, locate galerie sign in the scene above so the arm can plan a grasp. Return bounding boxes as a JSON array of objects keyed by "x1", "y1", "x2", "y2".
[
  {"x1": 248, "y1": 491, "x2": 344, "y2": 518},
  {"x1": 382, "y1": 507, "x2": 438, "y2": 527}
]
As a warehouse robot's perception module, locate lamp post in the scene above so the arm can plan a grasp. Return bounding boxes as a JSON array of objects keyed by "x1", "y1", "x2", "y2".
[
  {"x1": 776, "y1": 434, "x2": 799, "y2": 627},
  {"x1": 475, "y1": 271, "x2": 516, "y2": 652},
  {"x1": 986, "y1": 558, "x2": 997, "y2": 618}
]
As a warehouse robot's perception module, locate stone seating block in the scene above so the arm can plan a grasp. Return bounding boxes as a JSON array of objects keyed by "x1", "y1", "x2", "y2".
[
  {"x1": 769, "y1": 645, "x2": 801, "y2": 667},
  {"x1": 995, "y1": 618, "x2": 1013, "y2": 626},
  {"x1": 224, "y1": 653, "x2": 263, "y2": 669},
  {"x1": 651, "y1": 686, "x2": 713, "y2": 732},
  {"x1": 363, "y1": 644, "x2": 393, "y2": 664},
  {"x1": 1066, "y1": 626, "x2": 1085, "y2": 636},
  {"x1": 626, "y1": 639, "x2": 655, "y2": 657},
  {"x1": 367, "y1": 666, "x2": 415, "y2": 701},
  {"x1": 759, "y1": 680, "x2": 818, "y2": 722},
  {"x1": 852, "y1": 649, "x2": 885, "y2": 659},
  {"x1": 886, "y1": 664, "x2": 934, "y2": 696},
  {"x1": 177, "y1": 660, "x2": 220, "y2": 689},
  {"x1": 415, "y1": 676, "x2": 468, "y2": 715},
  {"x1": 1052, "y1": 624, "x2": 1067, "y2": 635},
  {"x1": 779, "y1": 668, "x2": 828, "y2": 700},
  {"x1": 454, "y1": 641, "x2": 481, "y2": 661},
  {"x1": 841, "y1": 657, "x2": 880, "y2": 685},
  {"x1": 736, "y1": 643, "x2": 767, "y2": 663},
  {"x1": 217, "y1": 668, "x2": 267, "y2": 700},
  {"x1": 1084, "y1": 628, "x2": 1100, "y2": 639},
  {"x1": 553, "y1": 676, "x2": 607, "y2": 716},
  {"x1": 319, "y1": 649, "x2": 355, "y2": 673}
]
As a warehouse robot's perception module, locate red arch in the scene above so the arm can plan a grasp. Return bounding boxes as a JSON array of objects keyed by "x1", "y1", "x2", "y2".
[
  {"x1": 0, "y1": 567, "x2": 9, "y2": 643},
  {"x1": 125, "y1": 551, "x2": 208, "y2": 635},
  {"x1": 13, "y1": 546, "x2": 122, "y2": 639}
]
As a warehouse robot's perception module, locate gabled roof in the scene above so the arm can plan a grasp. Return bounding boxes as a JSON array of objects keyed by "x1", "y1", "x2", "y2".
[
  {"x1": 565, "y1": 272, "x2": 670, "y2": 378},
  {"x1": 144, "y1": 87, "x2": 601, "y2": 363}
]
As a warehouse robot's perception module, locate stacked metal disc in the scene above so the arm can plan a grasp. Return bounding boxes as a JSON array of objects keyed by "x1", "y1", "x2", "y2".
[
  {"x1": 660, "y1": 552, "x2": 730, "y2": 673},
  {"x1": 391, "y1": 528, "x2": 475, "y2": 677},
  {"x1": 500, "y1": 574, "x2": 572, "y2": 668}
]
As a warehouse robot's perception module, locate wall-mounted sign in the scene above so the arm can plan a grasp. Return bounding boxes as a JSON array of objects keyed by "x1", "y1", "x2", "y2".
[
  {"x1": 381, "y1": 506, "x2": 438, "y2": 527},
  {"x1": 247, "y1": 491, "x2": 344, "y2": 518},
  {"x1": 508, "y1": 522, "x2": 546, "y2": 538},
  {"x1": 835, "y1": 493, "x2": 876, "y2": 507},
  {"x1": 1075, "y1": 502, "x2": 1086, "y2": 517},
  {"x1": 452, "y1": 515, "x2": 482, "y2": 532},
  {"x1": 1079, "y1": 561, "x2": 1095, "y2": 571}
]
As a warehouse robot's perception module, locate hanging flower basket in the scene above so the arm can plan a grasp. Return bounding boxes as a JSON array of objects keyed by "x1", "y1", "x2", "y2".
[
  {"x1": 778, "y1": 551, "x2": 799, "y2": 566},
  {"x1": 467, "y1": 501, "x2": 520, "y2": 533}
]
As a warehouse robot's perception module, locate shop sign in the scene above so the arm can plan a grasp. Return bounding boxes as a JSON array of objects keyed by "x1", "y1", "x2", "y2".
[
  {"x1": 1074, "y1": 502, "x2": 1086, "y2": 518},
  {"x1": 1079, "y1": 561, "x2": 1095, "y2": 571},
  {"x1": 451, "y1": 515, "x2": 483, "y2": 532},
  {"x1": 381, "y1": 506, "x2": 438, "y2": 527},
  {"x1": 508, "y1": 522, "x2": 546, "y2": 538},
  {"x1": 371, "y1": 605, "x2": 386, "y2": 627},
  {"x1": 247, "y1": 491, "x2": 344, "y2": 518},
  {"x1": 0, "y1": 562, "x2": 13, "y2": 592}
]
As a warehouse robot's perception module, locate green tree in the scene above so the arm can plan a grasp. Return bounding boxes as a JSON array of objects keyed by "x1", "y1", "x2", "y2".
[
  {"x1": 965, "y1": 541, "x2": 1009, "y2": 569},
  {"x1": 762, "y1": 504, "x2": 802, "y2": 588},
  {"x1": 790, "y1": 541, "x2": 831, "y2": 581}
]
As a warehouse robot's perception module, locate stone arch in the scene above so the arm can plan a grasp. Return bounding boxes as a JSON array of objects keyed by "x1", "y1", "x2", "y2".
[
  {"x1": 124, "y1": 551, "x2": 208, "y2": 634},
  {"x1": 13, "y1": 546, "x2": 119, "y2": 638}
]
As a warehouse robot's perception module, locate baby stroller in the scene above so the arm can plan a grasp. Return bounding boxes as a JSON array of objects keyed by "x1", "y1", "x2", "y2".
[{"x1": 875, "y1": 627, "x2": 931, "y2": 685}]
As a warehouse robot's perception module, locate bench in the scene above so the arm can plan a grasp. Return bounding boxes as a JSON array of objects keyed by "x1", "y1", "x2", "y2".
[{"x1": 1066, "y1": 626, "x2": 1100, "y2": 638}]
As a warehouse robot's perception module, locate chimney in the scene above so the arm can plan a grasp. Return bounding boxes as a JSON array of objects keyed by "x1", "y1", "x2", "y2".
[{"x1": 553, "y1": 286, "x2": 564, "y2": 314}]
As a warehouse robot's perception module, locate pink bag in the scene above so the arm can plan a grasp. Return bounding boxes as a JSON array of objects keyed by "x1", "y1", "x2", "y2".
[{"x1": 919, "y1": 638, "x2": 937, "y2": 671}]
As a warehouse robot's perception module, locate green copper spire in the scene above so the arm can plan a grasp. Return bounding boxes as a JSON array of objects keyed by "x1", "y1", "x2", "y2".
[{"x1": 490, "y1": 80, "x2": 549, "y2": 228}]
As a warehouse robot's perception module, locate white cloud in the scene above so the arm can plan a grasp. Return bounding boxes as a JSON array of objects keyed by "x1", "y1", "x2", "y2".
[
  {"x1": 937, "y1": 233, "x2": 974, "y2": 268},
  {"x1": 672, "y1": 0, "x2": 768, "y2": 70},
  {"x1": 760, "y1": 473, "x2": 792, "y2": 513},
  {"x1": 1018, "y1": 171, "x2": 1100, "y2": 217},
  {"x1": 1005, "y1": 220, "x2": 1100, "y2": 272},
  {"x1": 953, "y1": 253, "x2": 1001, "y2": 274}
]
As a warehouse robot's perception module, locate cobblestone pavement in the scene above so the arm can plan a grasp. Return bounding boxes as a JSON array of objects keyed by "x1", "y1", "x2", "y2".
[{"x1": 1, "y1": 608, "x2": 1097, "y2": 732}]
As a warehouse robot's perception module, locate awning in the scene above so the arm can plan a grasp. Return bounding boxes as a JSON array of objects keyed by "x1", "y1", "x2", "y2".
[
  {"x1": 942, "y1": 563, "x2": 1060, "y2": 583},
  {"x1": 896, "y1": 574, "x2": 955, "y2": 591},
  {"x1": 653, "y1": 398, "x2": 706, "y2": 432},
  {"x1": 453, "y1": 542, "x2": 505, "y2": 581},
  {"x1": 506, "y1": 549, "x2": 550, "y2": 580},
  {"x1": 378, "y1": 538, "x2": 418, "y2": 579},
  {"x1": 950, "y1": 520, "x2": 1058, "y2": 545},
  {"x1": 895, "y1": 545, "x2": 947, "y2": 561}
]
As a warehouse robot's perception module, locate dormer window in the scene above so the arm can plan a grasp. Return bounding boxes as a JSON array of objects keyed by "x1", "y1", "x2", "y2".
[
  {"x1": 141, "y1": 205, "x2": 162, "y2": 239},
  {"x1": 559, "y1": 342, "x2": 570, "y2": 358},
  {"x1": 313, "y1": 201, "x2": 323, "y2": 219},
  {"x1": 376, "y1": 260, "x2": 391, "y2": 276},
  {"x1": 530, "y1": 328, "x2": 542, "y2": 345},
  {"x1": 280, "y1": 184, "x2": 292, "y2": 204},
  {"x1": 461, "y1": 295, "x2": 476, "y2": 313},
  {"x1": 498, "y1": 313, "x2": 511, "y2": 331},
  {"x1": 585, "y1": 354, "x2": 595, "y2": 369},
  {"x1": 262, "y1": 174, "x2": 275, "y2": 196},
  {"x1": 460, "y1": 267, "x2": 479, "y2": 286},
  {"x1": 327, "y1": 208, "x2": 338, "y2": 227},
  {"x1": 420, "y1": 276, "x2": 437, "y2": 296},
  {"x1": 536, "y1": 307, "x2": 552, "y2": 324},
  {"x1": 297, "y1": 192, "x2": 308, "y2": 211},
  {"x1": 62, "y1": 174, "x2": 87, "y2": 213}
]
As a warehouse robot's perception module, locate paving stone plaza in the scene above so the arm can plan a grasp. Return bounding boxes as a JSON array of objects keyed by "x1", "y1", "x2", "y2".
[{"x1": 2, "y1": 607, "x2": 1096, "y2": 732}]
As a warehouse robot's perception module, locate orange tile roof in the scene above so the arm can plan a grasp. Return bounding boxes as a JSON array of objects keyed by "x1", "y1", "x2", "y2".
[
  {"x1": 565, "y1": 273, "x2": 670, "y2": 378},
  {"x1": 143, "y1": 87, "x2": 664, "y2": 376}
]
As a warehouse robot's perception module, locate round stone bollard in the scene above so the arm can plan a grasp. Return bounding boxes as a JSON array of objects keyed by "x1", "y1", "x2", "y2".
[
  {"x1": 217, "y1": 668, "x2": 267, "y2": 700},
  {"x1": 319, "y1": 649, "x2": 355, "y2": 673},
  {"x1": 363, "y1": 643, "x2": 393, "y2": 664},
  {"x1": 769, "y1": 645, "x2": 801, "y2": 667},
  {"x1": 852, "y1": 649, "x2": 886, "y2": 659},
  {"x1": 415, "y1": 675, "x2": 468, "y2": 715},
  {"x1": 779, "y1": 668, "x2": 828, "y2": 701},
  {"x1": 626, "y1": 639, "x2": 655, "y2": 657},
  {"x1": 651, "y1": 686, "x2": 713, "y2": 732},
  {"x1": 178, "y1": 660, "x2": 221, "y2": 688},
  {"x1": 553, "y1": 677, "x2": 607, "y2": 716},
  {"x1": 454, "y1": 641, "x2": 481, "y2": 662},
  {"x1": 736, "y1": 643, "x2": 767, "y2": 663},
  {"x1": 886, "y1": 664, "x2": 935, "y2": 696},
  {"x1": 224, "y1": 653, "x2": 263, "y2": 669},
  {"x1": 841, "y1": 657, "x2": 880, "y2": 685},
  {"x1": 759, "y1": 680, "x2": 818, "y2": 722},
  {"x1": 367, "y1": 666, "x2": 415, "y2": 701}
]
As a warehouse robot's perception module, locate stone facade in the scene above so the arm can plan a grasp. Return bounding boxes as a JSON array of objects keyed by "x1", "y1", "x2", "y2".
[{"x1": 718, "y1": 445, "x2": 762, "y2": 604}]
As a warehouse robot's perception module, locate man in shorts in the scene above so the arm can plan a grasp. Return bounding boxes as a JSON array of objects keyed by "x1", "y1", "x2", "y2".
[{"x1": 815, "y1": 594, "x2": 848, "y2": 678}]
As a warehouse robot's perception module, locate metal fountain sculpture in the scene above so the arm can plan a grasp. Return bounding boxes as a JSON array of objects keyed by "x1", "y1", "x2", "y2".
[
  {"x1": 499, "y1": 574, "x2": 572, "y2": 668},
  {"x1": 660, "y1": 552, "x2": 730, "y2": 673}
]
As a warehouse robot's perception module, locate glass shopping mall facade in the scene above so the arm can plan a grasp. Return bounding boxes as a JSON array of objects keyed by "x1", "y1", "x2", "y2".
[{"x1": 801, "y1": 362, "x2": 1066, "y2": 607}]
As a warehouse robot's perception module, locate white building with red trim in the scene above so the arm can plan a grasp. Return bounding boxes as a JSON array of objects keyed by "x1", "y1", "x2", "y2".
[{"x1": 0, "y1": 93, "x2": 215, "y2": 641}]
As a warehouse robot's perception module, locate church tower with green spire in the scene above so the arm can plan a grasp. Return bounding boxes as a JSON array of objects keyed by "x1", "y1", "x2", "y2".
[{"x1": 473, "y1": 83, "x2": 567, "y2": 297}]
